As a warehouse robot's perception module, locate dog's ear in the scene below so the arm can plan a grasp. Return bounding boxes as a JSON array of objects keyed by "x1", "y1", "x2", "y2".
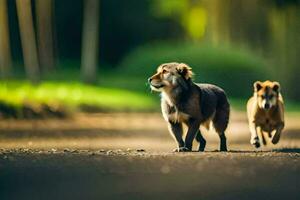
[
  {"x1": 176, "y1": 63, "x2": 193, "y2": 80},
  {"x1": 273, "y1": 82, "x2": 280, "y2": 93},
  {"x1": 254, "y1": 81, "x2": 263, "y2": 92}
]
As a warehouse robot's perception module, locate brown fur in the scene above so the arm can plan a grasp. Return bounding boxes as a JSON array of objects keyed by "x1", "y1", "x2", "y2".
[
  {"x1": 247, "y1": 80, "x2": 285, "y2": 148},
  {"x1": 148, "y1": 62, "x2": 230, "y2": 152}
]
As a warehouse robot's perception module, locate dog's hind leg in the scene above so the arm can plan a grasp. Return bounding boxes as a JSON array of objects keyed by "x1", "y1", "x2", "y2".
[
  {"x1": 195, "y1": 130, "x2": 206, "y2": 152},
  {"x1": 218, "y1": 133, "x2": 227, "y2": 152},
  {"x1": 213, "y1": 102, "x2": 229, "y2": 152}
]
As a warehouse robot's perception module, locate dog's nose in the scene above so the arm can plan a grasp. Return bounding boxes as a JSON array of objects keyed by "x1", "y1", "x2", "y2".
[
  {"x1": 264, "y1": 103, "x2": 270, "y2": 109},
  {"x1": 148, "y1": 78, "x2": 152, "y2": 83}
]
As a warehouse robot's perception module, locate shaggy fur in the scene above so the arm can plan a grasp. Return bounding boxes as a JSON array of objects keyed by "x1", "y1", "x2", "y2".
[{"x1": 148, "y1": 62, "x2": 230, "y2": 152}]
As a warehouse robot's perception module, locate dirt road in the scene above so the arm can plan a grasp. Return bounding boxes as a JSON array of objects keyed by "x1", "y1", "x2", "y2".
[{"x1": 0, "y1": 112, "x2": 300, "y2": 200}]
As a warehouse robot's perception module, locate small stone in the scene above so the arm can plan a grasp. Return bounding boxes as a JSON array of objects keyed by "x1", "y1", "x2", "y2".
[
  {"x1": 63, "y1": 148, "x2": 70, "y2": 153},
  {"x1": 23, "y1": 148, "x2": 29, "y2": 152},
  {"x1": 106, "y1": 150, "x2": 113, "y2": 155}
]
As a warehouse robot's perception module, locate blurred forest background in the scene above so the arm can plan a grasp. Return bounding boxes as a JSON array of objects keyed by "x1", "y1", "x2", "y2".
[{"x1": 0, "y1": 0, "x2": 299, "y2": 118}]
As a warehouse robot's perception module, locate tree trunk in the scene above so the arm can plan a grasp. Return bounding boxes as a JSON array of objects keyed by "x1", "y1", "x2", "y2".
[
  {"x1": 36, "y1": 0, "x2": 55, "y2": 72},
  {"x1": 0, "y1": 0, "x2": 12, "y2": 78},
  {"x1": 16, "y1": 0, "x2": 40, "y2": 83},
  {"x1": 81, "y1": 0, "x2": 100, "y2": 84}
]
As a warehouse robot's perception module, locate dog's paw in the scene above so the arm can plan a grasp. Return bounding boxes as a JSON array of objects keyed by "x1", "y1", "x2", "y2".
[
  {"x1": 271, "y1": 134, "x2": 281, "y2": 144},
  {"x1": 173, "y1": 147, "x2": 190, "y2": 152},
  {"x1": 198, "y1": 147, "x2": 205, "y2": 152},
  {"x1": 250, "y1": 137, "x2": 260, "y2": 148},
  {"x1": 254, "y1": 142, "x2": 260, "y2": 148},
  {"x1": 220, "y1": 146, "x2": 227, "y2": 152}
]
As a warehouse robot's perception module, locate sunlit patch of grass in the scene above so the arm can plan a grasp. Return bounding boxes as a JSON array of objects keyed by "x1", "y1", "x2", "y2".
[{"x1": 0, "y1": 81, "x2": 158, "y2": 116}]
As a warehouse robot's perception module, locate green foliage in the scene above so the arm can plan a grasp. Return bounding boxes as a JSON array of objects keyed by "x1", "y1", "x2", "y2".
[
  {"x1": 120, "y1": 42, "x2": 270, "y2": 98},
  {"x1": 0, "y1": 81, "x2": 157, "y2": 118},
  {"x1": 152, "y1": 0, "x2": 207, "y2": 40}
]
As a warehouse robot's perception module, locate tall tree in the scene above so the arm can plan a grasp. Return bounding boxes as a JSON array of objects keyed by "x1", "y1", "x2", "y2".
[
  {"x1": 36, "y1": 0, "x2": 55, "y2": 72},
  {"x1": 0, "y1": 0, "x2": 12, "y2": 78},
  {"x1": 16, "y1": 0, "x2": 39, "y2": 82},
  {"x1": 81, "y1": 0, "x2": 100, "y2": 84}
]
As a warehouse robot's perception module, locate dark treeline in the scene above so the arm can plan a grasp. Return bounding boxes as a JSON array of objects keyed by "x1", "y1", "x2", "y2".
[
  {"x1": 6, "y1": 0, "x2": 182, "y2": 67},
  {"x1": 5, "y1": 0, "x2": 300, "y2": 67}
]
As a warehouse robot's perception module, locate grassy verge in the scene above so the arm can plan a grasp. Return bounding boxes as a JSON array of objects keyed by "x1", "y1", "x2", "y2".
[
  {"x1": 0, "y1": 80, "x2": 158, "y2": 118},
  {"x1": 1, "y1": 64, "x2": 300, "y2": 118}
]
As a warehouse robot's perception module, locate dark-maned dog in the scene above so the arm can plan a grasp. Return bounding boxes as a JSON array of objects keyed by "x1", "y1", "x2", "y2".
[
  {"x1": 148, "y1": 62, "x2": 230, "y2": 152},
  {"x1": 247, "y1": 80, "x2": 285, "y2": 148}
]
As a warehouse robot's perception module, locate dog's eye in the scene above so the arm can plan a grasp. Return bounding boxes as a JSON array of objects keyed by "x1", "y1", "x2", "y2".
[{"x1": 162, "y1": 70, "x2": 168, "y2": 74}]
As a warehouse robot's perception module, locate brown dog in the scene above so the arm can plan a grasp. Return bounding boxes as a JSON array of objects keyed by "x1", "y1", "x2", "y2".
[
  {"x1": 148, "y1": 62, "x2": 230, "y2": 152},
  {"x1": 247, "y1": 80, "x2": 285, "y2": 148}
]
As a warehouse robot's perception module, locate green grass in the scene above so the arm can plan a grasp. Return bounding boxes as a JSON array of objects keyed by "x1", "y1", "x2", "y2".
[
  {"x1": 2, "y1": 68, "x2": 300, "y2": 117},
  {"x1": 0, "y1": 81, "x2": 158, "y2": 114}
]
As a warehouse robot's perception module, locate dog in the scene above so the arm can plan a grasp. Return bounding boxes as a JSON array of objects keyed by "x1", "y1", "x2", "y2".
[
  {"x1": 148, "y1": 62, "x2": 230, "y2": 152},
  {"x1": 247, "y1": 80, "x2": 285, "y2": 148}
]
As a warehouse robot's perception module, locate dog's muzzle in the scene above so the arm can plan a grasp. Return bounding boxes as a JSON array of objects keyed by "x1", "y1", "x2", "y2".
[
  {"x1": 148, "y1": 77, "x2": 164, "y2": 89},
  {"x1": 264, "y1": 103, "x2": 270, "y2": 110},
  {"x1": 150, "y1": 83, "x2": 164, "y2": 89}
]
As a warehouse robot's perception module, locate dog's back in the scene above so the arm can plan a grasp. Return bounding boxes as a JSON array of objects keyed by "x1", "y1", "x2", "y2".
[{"x1": 197, "y1": 84, "x2": 229, "y2": 123}]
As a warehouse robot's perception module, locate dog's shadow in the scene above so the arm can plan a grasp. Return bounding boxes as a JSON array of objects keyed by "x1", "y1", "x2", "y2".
[
  {"x1": 271, "y1": 148, "x2": 300, "y2": 153},
  {"x1": 225, "y1": 148, "x2": 300, "y2": 153}
]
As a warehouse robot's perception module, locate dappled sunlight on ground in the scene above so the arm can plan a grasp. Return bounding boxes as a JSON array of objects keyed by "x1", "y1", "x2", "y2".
[{"x1": 0, "y1": 111, "x2": 299, "y2": 152}]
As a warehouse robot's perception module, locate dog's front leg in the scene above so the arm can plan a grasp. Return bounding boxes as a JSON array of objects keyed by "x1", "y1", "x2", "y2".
[
  {"x1": 257, "y1": 126, "x2": 267, "y2": 145},
  {"x1": 184, "y1": 119, "x2": 201, "y2": 151},
  {"x1": 271, "y1": 122, "x2": 284, "y2": 144},
  {"x1": 168, "y1": 122, "x2": 185, "y2": 152},
  {"x1": 249, "y1": 122, "x2": 260, "y2": 148}
]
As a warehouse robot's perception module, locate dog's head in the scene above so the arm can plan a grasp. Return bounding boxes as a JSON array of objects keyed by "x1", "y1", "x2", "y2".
[
  {"x1": 253, "y1": 80, "x2": 281, "y2": 110},
  {"x1": 148, "y1": 62, "x2": 193, "y2": 92}
]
